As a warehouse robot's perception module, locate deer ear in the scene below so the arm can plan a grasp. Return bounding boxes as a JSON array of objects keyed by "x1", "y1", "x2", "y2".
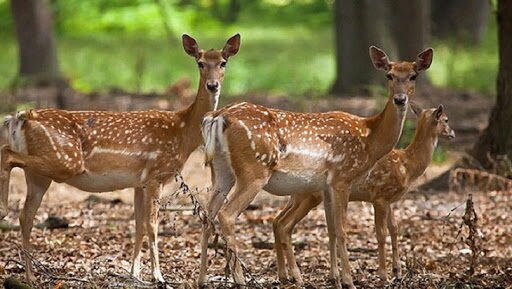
[
  {"x1": 433, "y1": 104, "x2": 444, "y2": 120},
  {"x1": 369, "y1": 46, "x2": 390, "y2": 71},
  {"x1": 182, "y1": 34, "x2": 199, "y2": 58},
  {"x1": 222, "y1": 33, "x2": 241, "y2": 59},
  {"x1": 409, "y1": 102, "x2": 423, "y2": 117},
  {"x1": 415, "y1": 48, "x2": 433, "y2": 71}
]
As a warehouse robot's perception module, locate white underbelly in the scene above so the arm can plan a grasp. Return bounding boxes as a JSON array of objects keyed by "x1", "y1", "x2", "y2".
[
  {"x1": 64, "y1": 170, "x2": 140, "y2": 192},
  {"x1": 264, "y1": 170, "x2": 327, "y2": 196}
]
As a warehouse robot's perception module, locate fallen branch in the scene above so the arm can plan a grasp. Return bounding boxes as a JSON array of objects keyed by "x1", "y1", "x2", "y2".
[
  {"x1": 161, "y1": 171, "x2": 264, "y2": 289},
  {"x1": 449, "y1": 168, "x2": 512, "y2": 192}
]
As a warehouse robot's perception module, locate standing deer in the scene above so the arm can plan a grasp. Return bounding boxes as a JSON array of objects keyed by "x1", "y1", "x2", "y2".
[
  {"x1": 199, "y1": 46, "x2": 433, "y2": 288},
  {"x1": 273, "y1": 103, "x2": 454, "y2": 283},
  {"x1": 0, "y1": 33, "x2": 240, "y2": 283}
]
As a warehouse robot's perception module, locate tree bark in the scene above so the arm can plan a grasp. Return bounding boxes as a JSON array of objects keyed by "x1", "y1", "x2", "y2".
[
  {"x1": 10, "y1": 0, "x2": 60, "y2": 85},
  {"x1": 388, "y1": 0, "x2": 430, "y2": 61},
  {"x1": 470, "y1": 0, "x2": 512, "y2": 168},
  {"x1": 431, "y1": 0, "x2": 490, "y2": 44},
  {"x1": 330, "y1": 0, "x2": 395, "y2": 95}
]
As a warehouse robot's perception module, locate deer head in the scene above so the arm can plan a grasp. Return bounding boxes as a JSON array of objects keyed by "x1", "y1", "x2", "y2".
[
  {"x1": 411, "y1": 102, "x2": 455, "y2": 140},
  {"x1": 370, "y1": 46, "x2": 433, "y2": 109},
  {"x1": 182, "y1": 33, "x2": 241, "y2": 110}
]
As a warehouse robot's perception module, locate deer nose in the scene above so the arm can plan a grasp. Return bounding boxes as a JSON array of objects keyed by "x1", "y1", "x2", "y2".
[
  {"x1": 448, "y1": 130, "x2": 456, "y2": 139},
  {"x1": 393, "y1": 93, "x2": 408, "y2": 106},
  {"x1": 206, "y1": 81, "x2": 219, "y2": 92}
]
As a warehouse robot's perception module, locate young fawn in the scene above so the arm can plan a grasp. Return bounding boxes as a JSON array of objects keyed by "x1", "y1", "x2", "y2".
[
  {"x1": 273, "y1": 103, "x2": 455, "y2": 283},
  {"x1": 199, "y1": 46, "x2": 433, "y2": 288},
  {"x1": 0, "y1": 34, "x2": 240, "y2": 283}
]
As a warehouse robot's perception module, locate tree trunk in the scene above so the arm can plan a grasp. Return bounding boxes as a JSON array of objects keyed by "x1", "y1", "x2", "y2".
[
  {"x1": 10, "y1": 0, "x2": 60, "y2": 85},
  {"x1": 431, "y1": 0, "x2": 490, "y2": 44},
  {"x1": 421, "y1": 0, "x2": 510, "y2": 192},
  {"x1": 470, "y1": 0, "x2": 512, "y2": 168},
  {"x1": 388, "y1": 0, "x2": 430, "y2": 61},
  {"x1": 330, "y1": 0, "x2": 395, "y2": 95}
]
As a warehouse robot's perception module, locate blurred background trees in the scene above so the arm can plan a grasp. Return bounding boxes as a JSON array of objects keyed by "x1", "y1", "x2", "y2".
[
  {"x1": 471, "y1": 0, "x2": 512, "y2": 170},
  {"x1": 330, "y1": 0, "x2": 431, "y2": 94},
  {"x1": 0, "y1": 0, "x2": 497, "y2": 97},
  {"x1": 1, "y1": 0, "x2": 511, "y2": 183}
]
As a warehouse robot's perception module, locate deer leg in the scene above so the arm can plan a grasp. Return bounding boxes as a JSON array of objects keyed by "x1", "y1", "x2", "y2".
[
  {"x1": 20, "y1": 171, "x2": 51, "y2": 283},
  {"x1": 273, "y1": 199, "x2": 293, "y2": 282},
  {"x1": 198, "y1": 156, "x2": 235, "y2": 286},
  {"x1": 276, "y1": 193, "x2": 322, "y2": 285},
  {"x1": 373, "y1": 201, "x2": 389, "y2": 281},
  {"x1": 131, "y1": 187, "x2": 146, "y2": 280},
  {"x1": 386, "y1": 205, "x2": 401, "y2": 279},
  {"x1": 323, "y1": 187, "x2": 340, "y2": 285},
  {"x1": 217, "y1": 176, "x2": 269, "y2": 285},
  {"x1": 143, "y1": 183, "x2": 164, "y2": 283},
  {"x1": 328, "y1": 183, "x2": 354, "y2": 289},
  {"x1": 0, "y1": 145, "x2": 15, "y2": 220}
]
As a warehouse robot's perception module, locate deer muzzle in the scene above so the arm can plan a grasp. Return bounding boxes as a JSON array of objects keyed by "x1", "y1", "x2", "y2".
[
  {"x1": 206, "y1": 80, "x2": 220, "y2": 93},
  {"x1": 448, "y1": 129, "x2": 456, "y2": 140},
  {"x1": 393, "y1": 93, "x2": 408, "y2": 106}
]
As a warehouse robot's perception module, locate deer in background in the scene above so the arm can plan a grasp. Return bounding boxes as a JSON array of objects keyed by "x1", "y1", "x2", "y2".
[
  {"x1": 199, "y1": 46, "x2": 433, "y2": 288},
  {"x1": 273, "y1": 103, "x2": 454, "y2": 284},
  {"x1": 0, "y1": 33, "x2": 240, "y2": 283}
]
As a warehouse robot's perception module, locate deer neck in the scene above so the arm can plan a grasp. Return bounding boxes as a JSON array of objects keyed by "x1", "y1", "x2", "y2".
[
  {"x1": 404, "y1": 125, "x2": 438, "y2": 180},
  {"x1": 178, "y1": 77, "x2": 216, "y2": 157},
  {"x1": 365, "y1": 98, "x2": 407, "y2": 162}
]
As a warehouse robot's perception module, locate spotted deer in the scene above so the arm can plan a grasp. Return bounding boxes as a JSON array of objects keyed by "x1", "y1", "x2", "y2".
[
  {"x1": 0, "y1": 33, "x2": 240, "y2": 283},
  {"x1": 199, "y1": 46, "x2": 433, "y2": 288},
  {"x1": 273, "y1": 103, "x2": 454, "y2": 284}
]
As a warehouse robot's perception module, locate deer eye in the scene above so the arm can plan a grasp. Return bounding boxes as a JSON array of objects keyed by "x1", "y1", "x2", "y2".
[
  {"x1": 198, "y1": 62, "x2": 205, "y2": 69},
  {"x1": 444, "y1": 118, "x2": 448, "y2": 123},
  {"x1": 220, "y1": 61, "x2": 227, "y2": 68},
  {"x1": 410, "y1": 75, "x2": 417, "y2": 81},
  {"x1": 386, "y1": 74, "x2": 393, "y2": 80}
]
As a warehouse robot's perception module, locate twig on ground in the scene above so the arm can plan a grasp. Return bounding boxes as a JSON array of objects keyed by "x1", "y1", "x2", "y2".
[{"x1": 164, "y1": 171, "x2": 264, "y2": 289}]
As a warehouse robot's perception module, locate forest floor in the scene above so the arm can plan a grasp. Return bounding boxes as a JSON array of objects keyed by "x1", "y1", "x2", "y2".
[{"x1": 1, "y1": 85, "x2": 511, "y2": 288}]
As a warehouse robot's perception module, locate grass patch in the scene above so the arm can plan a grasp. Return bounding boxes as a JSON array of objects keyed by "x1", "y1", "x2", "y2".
[{"x1": 0, "y1": 26, "x2": 335, "y2": 97}]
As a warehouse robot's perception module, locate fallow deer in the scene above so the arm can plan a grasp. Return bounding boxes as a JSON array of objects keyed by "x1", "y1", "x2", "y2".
[
  {"x1": 273, "y1": 103, "x2": 455, "y2": 284},
  {"x1": 199, "y1": 46, "x2": 433, "y2": 288},
  {"x1": 0, "y1": 33, "x2": 240, "y2": 283}
]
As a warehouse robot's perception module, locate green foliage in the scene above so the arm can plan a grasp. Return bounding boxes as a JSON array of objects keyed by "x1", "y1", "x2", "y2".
[
  {"x1": 0, "y1": 0, "x2": 498, "y2": 97},
  {"x1": 0, "y1": 0, "x2": 12, "y2": 35},
  {"x1": 432, "y1": 145, "x2": 448, "y2": 164},
  {"x1": 429, "y1": 20, "x2": 498, "y2": 94},
  {"x1": 0, "y1": 40, "x2": 16, "y2": 89},
  {"x1": 0, "y1": 27, "x2": 334, "y2": 96}
]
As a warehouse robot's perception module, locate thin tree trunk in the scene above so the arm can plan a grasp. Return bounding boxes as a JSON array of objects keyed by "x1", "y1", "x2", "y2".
[
  {"x1": 10, "y1": 0, "x2": 60, "y2": 85},
  {"x1": 388, "y1": 0, "x2": 431, "y2": 85},
  {"x1": 388, "y1": 0, "x2": 430, "y2": 60},
  {"x1": 330, "y1": 0, "x2": 394, "y2": 96}
]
